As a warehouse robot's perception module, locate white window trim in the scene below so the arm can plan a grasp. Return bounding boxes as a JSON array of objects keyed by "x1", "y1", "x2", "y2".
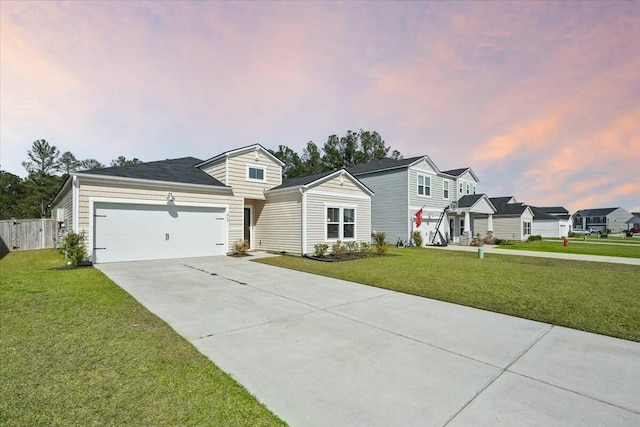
[
  {"x1": 325, "y1": 206, "x2": 357, "y2": 241},
  {"x1": 417, "y1": 173, "x2": 432, "y2": 198},
  {"x1": 443, "y1": 179, "x2": 450, "y2": 200},
  {"x1": 245, "y1": 163, "x2": 267, "y2": 183}
]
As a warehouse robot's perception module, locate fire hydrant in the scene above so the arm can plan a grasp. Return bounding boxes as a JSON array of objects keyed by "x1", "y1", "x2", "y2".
[{"x1": 563, "y1": 237, "x2": 568, "y2": 247}]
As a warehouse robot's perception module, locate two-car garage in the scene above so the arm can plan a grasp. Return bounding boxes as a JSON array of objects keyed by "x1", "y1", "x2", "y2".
[{"x1": 93, "y1": 201, "x2": 228, "y2": 263}]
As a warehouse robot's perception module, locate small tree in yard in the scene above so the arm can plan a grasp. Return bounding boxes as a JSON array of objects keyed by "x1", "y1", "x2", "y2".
[
  {"x1": 59, "y1": 232, "x2": 87, "y2": 267},
  {"x1": 373, "y1": 232, "x2": 387, "y2": 254},
  {"x1": 412, "y1": 231, "x2": 423, "y2": 247}
]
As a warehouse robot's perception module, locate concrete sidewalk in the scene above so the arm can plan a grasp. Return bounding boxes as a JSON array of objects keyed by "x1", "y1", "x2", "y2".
[
  {"x1": 97, "y1": 254, "x2": 640, "y2": 426},
  {"x1": 433, "y1": 244, "x2": 640, "y2": 265}
]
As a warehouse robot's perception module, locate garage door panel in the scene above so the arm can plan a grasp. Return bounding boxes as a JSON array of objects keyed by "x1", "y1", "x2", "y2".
[{"x1": 94, "y1": 202, "x2": 227, "y2": 263}]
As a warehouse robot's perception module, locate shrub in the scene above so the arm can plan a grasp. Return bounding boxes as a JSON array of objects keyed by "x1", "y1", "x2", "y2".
[
  {"x1": 344, "y1": 241, "x2": 359, "y2": 255},
  {"x1": 358, "y1": 241, "x2": 371, "y2": 256},
  {"x1": 494, "y1": 238, "x2": 512, "y2": 246},
  {"x1": 59, "y1": 232, "x2": 87, "y2": 267},
  {"x1": 470, "y1": 238, "x2": 484, "y2": 247},
  {"x1": 373, "y1": 232, "x2": 387, "y2": 255},
  {"x1": 232, "y1": 239, "x2": 250, "y2": 255},
  {"x1": 527, "y1": 235, "x2": 542, "y2": 242},
  {"x1": 482, "y1": 235, "x2": 496, "y2": 245},
  {"x1": 314, "y1": 243, "x2": 329, "y2": 257},
  {"x1": 412, "y1": 231, "x2": 423, "y2": 248},
  {"x1": 331, "y1": 240, "x2": 347, "y2": 258}
]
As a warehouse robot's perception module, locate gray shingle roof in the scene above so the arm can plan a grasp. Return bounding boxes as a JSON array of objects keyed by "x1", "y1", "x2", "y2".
[
  {"x1": 573, "y1": 207, "x2": 618, "y2": 217},
  {"x1": 347, "y1": 156, "x2": 423, "y2": 176},
  {"x1": 441, "y1": 168, "x2": 469, "y2": 177},
  {"x1": 457, "y1": 194, "x2": 484, "y2": 208},
  {"x1": 490, "y1": 196, "x2": 528, "y2": 216},
  {"x1": 531, "y1": 206, "x2": 570, "y2": 220},
  {"x1": 81, "y1": 157, "x2": 226, "y2": 186},
  {"x1": 271, "y1": 170, "x2": 337, "y2": 190},
  {"x1": 530, "y1": 206, "x2": 558, "y2": 221},
  {"x1": 270, "y1": 169, "x2": 373, "y2": 194}
]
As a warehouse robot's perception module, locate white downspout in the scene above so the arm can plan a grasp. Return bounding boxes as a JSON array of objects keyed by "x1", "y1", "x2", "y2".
[
  {"x1": 72, "y1": 175, "x2": 79, "y2": 234},
  {"x1": 300, "y1": 187, "x2": 307, "y2": 255}
]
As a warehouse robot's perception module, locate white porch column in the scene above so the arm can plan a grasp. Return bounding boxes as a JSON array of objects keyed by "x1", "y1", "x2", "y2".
[
  {"x1": 464, "y1": 210, "x2": 471, "y2": 234},
  {"x1": 487, "y1": 214, "x2": 494, "y2": 233}
]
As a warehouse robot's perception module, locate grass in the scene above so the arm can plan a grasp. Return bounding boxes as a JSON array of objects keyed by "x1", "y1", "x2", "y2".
[
  {"x1": 498, "y1": 239, "x2": 640, "y2": 258},
  {"x1": 0, "y1": 250, "x2": 285, "y2": 427},
  {"x1": 256, "y1": 247, "x2": 640, "y2": 342}
]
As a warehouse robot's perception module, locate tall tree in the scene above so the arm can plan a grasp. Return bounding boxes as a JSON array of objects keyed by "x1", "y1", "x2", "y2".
[
  {"x1": 56, "y1": 151, "x2": 81, "y2": 175},
  {"x1": 0, "y1": 171, "x2": 25, "y2": 219},
  {"x1": 270, "y1": 145, "x2": 304, "y2": 179},
  {"x1": 22, "y1": 139, "x2": 60, "y2": 175},
  {"x1": 110, "y1": 156, "x2": 142, "y2": 167},
  {"x1": 300, "y1": 142, "x2": 324, "y2": 176},
  {"x1": 79, "y1": 159, "x2": 105, "y2": 170}
]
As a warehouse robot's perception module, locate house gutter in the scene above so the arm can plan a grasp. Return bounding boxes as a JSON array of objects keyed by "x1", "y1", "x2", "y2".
[
  {"x1": 300, "y1": 187, "x2": 307, "y2": 255},
  {"x1": 74, "y1": 173, "x2": 234, "y2": 194}
]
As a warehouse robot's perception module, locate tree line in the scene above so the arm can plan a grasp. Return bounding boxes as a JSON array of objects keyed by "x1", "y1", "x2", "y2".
[
  {"x1": 1, "y1": 130, "x2": 402, "y2": 219},
  {"x1": 1, "y1": 139, "x2": 142, "y2": 219},
  {"x1": 270, "y1": 129, "x2": 401, "y2": 179}
]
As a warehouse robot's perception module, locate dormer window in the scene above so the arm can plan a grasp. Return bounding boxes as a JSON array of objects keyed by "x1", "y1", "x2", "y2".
[{"x1": 246, "y1": 164, "x2": 266, "y2": 182}]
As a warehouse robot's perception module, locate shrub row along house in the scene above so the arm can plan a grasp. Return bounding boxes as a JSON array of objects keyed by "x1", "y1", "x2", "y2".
[{"x1": 50, "y1": 143, "x2": 585, "y2": 264}]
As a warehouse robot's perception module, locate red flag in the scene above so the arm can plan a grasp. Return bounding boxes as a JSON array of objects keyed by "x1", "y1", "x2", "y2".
[{"x1": 415, "y1": 208, "x2": 423, "y2": 228}]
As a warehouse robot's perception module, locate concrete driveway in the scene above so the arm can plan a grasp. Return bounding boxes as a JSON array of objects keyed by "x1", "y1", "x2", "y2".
[{"x1": 97, "y1": 254, "x2": 640, "y2": 426}]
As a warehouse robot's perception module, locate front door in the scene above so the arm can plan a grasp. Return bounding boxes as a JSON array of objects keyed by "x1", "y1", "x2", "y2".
[{"x1": 243, "y1": 207, "x2": 251, "y2": 246}]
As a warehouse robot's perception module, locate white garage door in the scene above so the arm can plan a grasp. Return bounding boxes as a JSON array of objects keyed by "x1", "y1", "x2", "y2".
[{"x1": 94, "y1": 202, "x2": 227, "y2": 263}]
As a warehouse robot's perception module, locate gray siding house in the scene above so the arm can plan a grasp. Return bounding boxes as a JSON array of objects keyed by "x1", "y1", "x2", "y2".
[
  {"x1": 349, "y1": 156, "x2": 494, "y2": 245},
  {"x1": 572, "y1": 207, "x2": 633, "y2": 233}
]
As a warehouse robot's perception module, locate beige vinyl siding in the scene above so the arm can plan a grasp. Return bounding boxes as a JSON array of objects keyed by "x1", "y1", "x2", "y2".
[
  {"x1": 77, "y1": 178, "x2": 240, "y2": 256},
  {"x1": 313, "y1": 173, "x2": 368, "y2": 195},
  {"x1": 306, "y1": 194, "x2": 371, "y2": 254},
  {"x1": 201, "y1": 160, "x2": 227, "y2": 184},
  {"x1": 226, "y1": 151, "x2": 282, "y2": 199},
  {"x1": 52, "y1": 186, "x2": 74, "y2": 229},
  {"x1": 254, "y1": 191, "x2": 301, "y2": 254}
]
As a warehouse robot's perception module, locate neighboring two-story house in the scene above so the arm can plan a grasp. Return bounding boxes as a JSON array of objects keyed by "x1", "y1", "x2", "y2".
[
  {"x1": 348, "y1": 156, "x2": 496, "y2": 245},
  {"x1": 572, "y1": 207, "x2": 633, "y2": 233},
  {"x1": 50, "y1": 144, "x2": 372, "y2": 263}
]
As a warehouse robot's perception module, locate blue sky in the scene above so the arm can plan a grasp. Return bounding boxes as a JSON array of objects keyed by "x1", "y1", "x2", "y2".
[{"x1": 1, "y1": 1, "x2": 638, "y2": 211}]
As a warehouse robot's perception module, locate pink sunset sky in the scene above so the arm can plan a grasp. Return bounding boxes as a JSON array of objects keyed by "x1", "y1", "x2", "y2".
[{"x1": 1, "y1": 1, "x2": 638, "y2": 212}]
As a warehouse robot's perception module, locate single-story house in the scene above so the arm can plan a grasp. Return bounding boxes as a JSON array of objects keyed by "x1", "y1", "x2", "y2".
[
  {"x1": 474, "y1": 196, "x2": 534, "y2": 241},
  {"x1": 530, "y1": 206, "x2": 571, "y2": 238},
  {"x1": 572, "y1": 207, "x2": 633, "y2": 233},
  {"x1": 50, "y1": 144, "x2": 372, "y2": 263}
]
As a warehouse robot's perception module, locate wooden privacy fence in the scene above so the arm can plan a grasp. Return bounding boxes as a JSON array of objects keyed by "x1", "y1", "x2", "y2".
[{"x1": 0, "y1": 218, "x2": 58, "y2": 253}]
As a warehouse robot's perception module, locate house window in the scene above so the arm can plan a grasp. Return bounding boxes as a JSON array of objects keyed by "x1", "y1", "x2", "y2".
[
  {"x1": 443, "y1": 180, "x2": 450, "y2": 199},
  {"x1": 459, "y1": 182, "x2": 463, "y2": 194},
  {"x1": 417, "y1": 174, "x2": 431, "y2": 197},
  {"x1": 523, "y1": 221, "x2": 531, "y2": 235},
  {"x1": 246, "y1": 164, "x2": 266, "y2": 182},
  {"x1": 326, "y1": 207, "x2": 355, "y2": 240},
  {"x1": 460, "y1": 218, "x2": 465, "y2": 233},
  {"x1": 472, "y1": 185, "x2": 476, "y2": 194},
  {"x1": 466, "y1": 183, "x2": 470, "y2": 194}
]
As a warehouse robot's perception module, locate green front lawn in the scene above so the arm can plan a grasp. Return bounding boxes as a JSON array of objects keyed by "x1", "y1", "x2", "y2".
[
  {"x1": 0, "y1": 250, "x2": 285, "y2": 427},
  {"x1": 499, "y1": 240, "x2": 640, "y2": 258},
  {"x1": 256, "y1": 247, "x2": 640, "y2": 342}
]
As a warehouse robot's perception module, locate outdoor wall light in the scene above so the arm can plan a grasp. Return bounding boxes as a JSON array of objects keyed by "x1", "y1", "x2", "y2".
[{"x1": 166, "y1": 191, "x2": 175, "y2": 202}]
